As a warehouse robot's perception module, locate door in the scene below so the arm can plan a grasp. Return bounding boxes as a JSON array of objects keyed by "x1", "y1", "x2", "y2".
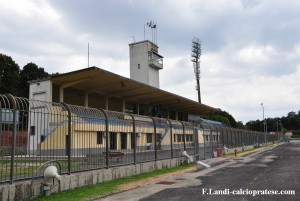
[
  {"x1": 121, "y1": 133, "x2": 127, "y2": 149},
  {"x1": 110, "y1": 132, "x2": 117, "y2": 150}
]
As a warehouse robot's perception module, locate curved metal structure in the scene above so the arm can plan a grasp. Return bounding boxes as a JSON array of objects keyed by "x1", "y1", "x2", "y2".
[{"x1": 0, "y1": 94, "x2": 278, "y2": 184}]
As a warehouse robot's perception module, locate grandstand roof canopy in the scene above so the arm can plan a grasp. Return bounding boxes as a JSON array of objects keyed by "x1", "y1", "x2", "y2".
[{"x1": 49, "y1": 67, "x2": 218, "y2": 115}]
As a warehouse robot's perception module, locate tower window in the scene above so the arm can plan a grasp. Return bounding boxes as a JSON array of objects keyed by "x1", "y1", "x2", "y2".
[{"x1": 138, "y1": 64, "x2": 140, "y2": 69}]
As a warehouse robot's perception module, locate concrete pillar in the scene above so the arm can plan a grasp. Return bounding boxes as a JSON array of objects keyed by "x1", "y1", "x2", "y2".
[
  {"x1": 105, "y1": 96, "x2": 109, "y2": 110},
  {"x1": 137, "y1": 104, "x2": 140, "y2": 115},
  {"x1": 84, "y1": 92, "x2": 89, "y2": 107},
  {"x1": 122, "y1": 100, "x2": 126, "y2": 112},
  {"x1": 59, "y1": 87, "x2": 64, "y2": 102}
]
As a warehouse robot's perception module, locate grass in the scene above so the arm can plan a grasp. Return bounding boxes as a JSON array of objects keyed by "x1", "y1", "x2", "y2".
[
  {"x1": 224, "y1": 143, "x2": 277, "y2": 156},
  {"x1": 0, "y1": 159, "x2": 71, "y2": 180},
  {"x1": 29, "y1": 163, "x2": 195, "y2": 201},
  {"x1": 224, "y1": 148, "x2": 256, "y2": 156}
]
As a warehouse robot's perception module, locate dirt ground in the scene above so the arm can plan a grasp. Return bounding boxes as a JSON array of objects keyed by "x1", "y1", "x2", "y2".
[{"x1": 118, "y1": 165, "x2": 197, "y2": 191}]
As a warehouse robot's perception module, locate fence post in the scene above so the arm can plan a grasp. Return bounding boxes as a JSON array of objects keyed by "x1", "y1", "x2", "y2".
[
  {"x1": 226, "y1": 128, "x2": 229, "y2": 147},
  {"x1": 126, "y1": 113, "x2": 136, "y2": 164},
  {"x1": 203, "y1": 132, "x2": 206, "y2": 160},
  {"x1": 216, "y1": 126, "x2": 219, "y2": 147},
  {"x1": 210, "y1": 126, "x2": 214, "y2": 158},
  {"x1": 61, "y1": 103, "x2": 72, "y2": 175},
  {"x1": 221, "y1": 127, "x2": 225, "y2": 147},
  {"x1": 230, "y1": 128, "x2": 234, "y2": 148},
  {"x1": 165, "y1": 119, "x2": 173, "y2": 159},
  {"x1": 237, "y1": 130, "x2": 240, "y2": 147},
  {"x1": 179, "y1": 121, "x2": 186, "y2": 151},
  {"x1": 0, "y1": 102, "x2": 2, "y2": 149},
  {"x1": 149, "y1": 117, "x2": 157, "y2": 161},
  {"x1": 234, "y1": 129, "x2": 237, "y2": 148},
  {"x1": 5, "y1": 94, "x2": 17, "y2": 184},
  {"x1": 98, "y1": 108, "x2": 109, "y2": 168},
  {"x1": 194, "y1": 125, "x2": 199, "y2": 161}
]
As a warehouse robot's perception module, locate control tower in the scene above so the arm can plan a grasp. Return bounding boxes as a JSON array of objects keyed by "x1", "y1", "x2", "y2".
[{"x1": 129, "y1": 40, "x2": 163, "y2": 88}]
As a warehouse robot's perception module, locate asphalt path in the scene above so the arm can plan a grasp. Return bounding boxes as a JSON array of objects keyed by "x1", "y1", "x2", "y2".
[{"x1": 140, "y1": 141, "x2": 300, "y2": 201}]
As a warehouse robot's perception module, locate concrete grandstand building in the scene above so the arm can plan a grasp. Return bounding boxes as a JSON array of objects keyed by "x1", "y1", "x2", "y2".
[
  {"x1": 28, "y1": 40, "x2": 219, "y2": 155},
  {"x1": 29, "y1": 40, "x2": 217, "y2": 120}
]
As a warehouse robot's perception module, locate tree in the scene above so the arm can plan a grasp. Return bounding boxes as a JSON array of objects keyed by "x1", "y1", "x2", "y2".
[
  {"x1": 0, "y1": 53, "x2": 20, "y2": 95},
  {"x1": 246, "y1": 120, "x2": 263, "y2": 131},
  {"x1": 246, "y1": 110, "x2": 300, "y2": 132},
  {"x1": 236, "y1": 121, "x2": 245, "y2": 129},
  {"x1": 19, "y1": 62, "x2": 49, "y2": 98},
  {"x1": 203, "y1": 110, "x2": 238, "y2": 127}
]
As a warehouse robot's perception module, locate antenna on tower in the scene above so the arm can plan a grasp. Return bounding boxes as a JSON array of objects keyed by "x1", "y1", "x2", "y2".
[
  {"x1": 191, "y1": 37, "x2": 202, "y2": 103},
  {"x1": 88, "y1": 42, "x2": 90, "y2": 67}
]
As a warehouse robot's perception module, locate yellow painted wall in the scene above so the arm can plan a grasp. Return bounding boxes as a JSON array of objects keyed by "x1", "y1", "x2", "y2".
[
  {"x1": 41, "y1": 123, "x2": 68, "y2": 150},
  {"x1": 40, "y1": 107, "x2": 202, "y2": 151}
]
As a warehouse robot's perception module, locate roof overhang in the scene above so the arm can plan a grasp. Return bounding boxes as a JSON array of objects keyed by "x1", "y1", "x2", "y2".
[{"x1": 50, "y1": 67, "x2": 218, "y2": 115}]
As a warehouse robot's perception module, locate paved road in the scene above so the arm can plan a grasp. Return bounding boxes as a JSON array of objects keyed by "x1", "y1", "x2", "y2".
[{"x1": 100, "y1": 142, "x2": 300, "y2": 201}]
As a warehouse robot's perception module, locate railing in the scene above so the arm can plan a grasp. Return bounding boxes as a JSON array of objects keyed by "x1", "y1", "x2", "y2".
[{"x1": 0, "y1": 94, "x2": 278, "y2": 184}]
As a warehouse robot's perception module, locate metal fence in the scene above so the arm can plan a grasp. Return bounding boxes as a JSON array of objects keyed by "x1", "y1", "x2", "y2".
[{"x1": 0, "y1": 94, "x2": 278, "y2": 184}]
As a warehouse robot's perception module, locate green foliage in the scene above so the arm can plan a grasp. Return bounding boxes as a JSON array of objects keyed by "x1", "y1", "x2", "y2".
[
  {"x1": 245, "y1": 110, "x2": 300, "y2": 132},
  {"x1": 236, "y1": 121, "x2": 245, "y2": 129},
  {"x1": 245, "y1": 120, "x2": 262, "y2": 131},
  {"x1": 292, "y1": 130, "x2": 300, "y2": 136},
  {"x1": 0, "y1": 53, "x2": 52, "y2": 98},
  {"x1": 19, "y1": 62, "x2": 49, "y2": 98},
  {"x1": 50, "y1": 72, "x2": 60, "y2": 78},
  {"x1": 281, "y1": 111, "x2": 300, "y2": 131},
  {"x1": 0, "y1": 53, "x2": 20, "y2": 95},
  {"x1": 203, "y1": 110, "x2": 238, "y2": 128}
]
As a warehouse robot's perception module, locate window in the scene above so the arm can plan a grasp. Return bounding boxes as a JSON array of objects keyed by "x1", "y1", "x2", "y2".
[
  {"x1": 96, "y1": 131, "x2": 103, "y2": 144},
  {"x1": 110, "y1": 132, "x2": 117, "y2": 150},
  {"x1": 121, "y1": 133, "x2": 127, "y2": 149},
  {"x1": 174, "y1": 134, "x2": 183, "y2": 142},
  {"x1": 177, "y1": 134, "x2": 183, "y2": 142},
  {"x1": 186, "y1": 134, "x2": 194, "y2": 142},
  {"x1": 146, "y1": 133, "x2": 152, "y2": 143},
  {"x1": 40, "y1": 135, "x2": 45, "y2": 143},
  {"x1": 156, "y1": 133, "x2": 162, "y2": 142},
  {"x1": 30, "y1": 126, "x2": 35, "y2": 136},
  {"x1": 130, "y1": 133, "x2": 139, "y2": 149},
  {"x1": 125, "y1": 102, "x2": 137, "y2": 114},
  {"x1": 138, "y1": 64, "x2": 140, "y2": 69}
]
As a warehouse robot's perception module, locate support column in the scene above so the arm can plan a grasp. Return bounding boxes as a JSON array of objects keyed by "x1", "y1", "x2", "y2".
[
  {"x1": 122, "y1": 100, "x2": 126, "y2": 112},
  {"x1": 59, "y1": 87, "x2": 64, "y2": 102},
  {"x1": 105, "y1": 96, "x2": 109, "y2": 110},
  {"x1": 84, "y1": 92, "x2": 89, "y2": 107},
  {"x1": 137, "y1": 104, "x2": 140, "y2": 115}
]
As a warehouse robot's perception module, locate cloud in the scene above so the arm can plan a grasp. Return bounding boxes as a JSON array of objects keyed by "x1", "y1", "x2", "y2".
[{"x1": 0, "y1": 0, "x2": 299, "y2": 123}]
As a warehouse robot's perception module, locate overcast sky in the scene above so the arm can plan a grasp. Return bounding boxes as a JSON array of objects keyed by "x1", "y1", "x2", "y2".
[{"x1": 1, "y1": 0, "x2": 299, "y2": 123}]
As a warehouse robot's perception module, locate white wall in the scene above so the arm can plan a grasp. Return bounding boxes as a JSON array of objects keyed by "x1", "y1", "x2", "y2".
[
  {"x1": 29, "y1": 80, "x2": 52, "y2": 102},
  {"x1": 28, "y1": 80, "x2": 52, "y2": 154}
]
